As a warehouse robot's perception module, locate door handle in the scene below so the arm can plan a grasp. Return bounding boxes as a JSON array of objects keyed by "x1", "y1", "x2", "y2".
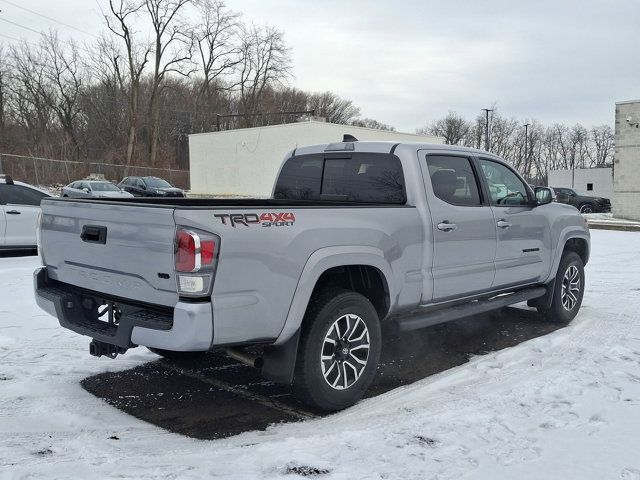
[
  {"x1": 6, "y1": 210, "x2": 21, "y2": 215},
  {"x1": 437, "y1": 221, "x2": 458, "y2": 232},
  {"x1": 497, "y1": 220, "x2": 512, "y2": 229}
]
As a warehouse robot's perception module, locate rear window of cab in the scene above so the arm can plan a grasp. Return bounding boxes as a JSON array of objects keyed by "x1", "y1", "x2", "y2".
[{"x1": 274, "y1": 153, "x2": 406, "y2": 204}]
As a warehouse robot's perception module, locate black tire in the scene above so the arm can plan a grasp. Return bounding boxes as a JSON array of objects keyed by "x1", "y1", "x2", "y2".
[
  {"x1": 537, "y1": 251, "x2": 585, "y2": 323},
  {"x1": 579, "y1": 203, "x2": 594, "y2": 214},
  {"x1": 148, "y1": 347, "x2": 208, "y2": 362},
  {"x1": 293, "y1": 288, "x2": 381, "y2": 411}
]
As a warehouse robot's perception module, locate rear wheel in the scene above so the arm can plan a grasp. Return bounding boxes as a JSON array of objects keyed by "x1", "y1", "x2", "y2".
[
  {"x1": 579, "y1": 203, "x2": 594, "y2": 214},
  {"x1": 537, "y1": 251, "x2": 585, "y2": 323},
  {"x1": 293, "y1": 288, "x2": 381, "y2": 411}
]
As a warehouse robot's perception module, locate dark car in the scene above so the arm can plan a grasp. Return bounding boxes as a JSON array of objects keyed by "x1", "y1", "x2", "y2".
[
  {"x1": 118, "y1": 176, "x2": 185, "y2": 198},
  {"x1": 551, "y1": 187, "x2": 611, "y2": 213}
]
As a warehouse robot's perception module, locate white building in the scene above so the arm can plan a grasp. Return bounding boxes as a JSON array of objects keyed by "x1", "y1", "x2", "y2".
[
  {"x1": 614, "y1": 100, "x2": 640, "y2": 220},
  {"x1": 188, "y1": 120, "x2": 443, "y2": 196},
  {"x1": 547, "y1": 168, "x2": 613, "y2": 199}
]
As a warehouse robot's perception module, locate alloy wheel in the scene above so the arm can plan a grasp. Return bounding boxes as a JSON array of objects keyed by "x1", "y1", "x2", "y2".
[
  {"x1": 320, "y1": 314, "x2": 370, "y2": 390},
  {"x1": 561, "y1": 265, "x2": 581, "y2": 311}
]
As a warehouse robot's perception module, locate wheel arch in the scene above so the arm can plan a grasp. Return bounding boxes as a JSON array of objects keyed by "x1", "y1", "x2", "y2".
[
  {"x1": 274, "y1": 246, "x2": 395, "y2": 345},
  {"x1": 546, "y1": 228, "x2": 590, "y2": 283}
]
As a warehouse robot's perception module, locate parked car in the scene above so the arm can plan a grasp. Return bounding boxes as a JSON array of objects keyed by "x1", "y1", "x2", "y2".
[
  {"x1": 118, "y1": 176, "x2": 185, "y2": 197},
  {"x1": 0, "y1": 175, "x2": 50, "y2": 250},
  {"x1": 551, "y1": 187, "x2": 611, "y2": 213},
  {"x1": 34, "y1": 139, "x2": 589, "y2": 411},
  {"x1": 62, "y1": 180, "x2": 134, "y2": 199}
]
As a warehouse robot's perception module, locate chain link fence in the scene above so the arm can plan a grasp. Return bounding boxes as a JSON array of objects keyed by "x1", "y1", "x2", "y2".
[{"x1": 0, "y1": 153, "x2": 190, "y2": 190}]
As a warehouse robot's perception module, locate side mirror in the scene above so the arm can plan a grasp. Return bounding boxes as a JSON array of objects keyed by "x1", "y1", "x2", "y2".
[
  {"x1": 140, "y1": 184, "x2": 146, "y2": 190},
  {"x1": 534, "y1": 187, "x2": 553, "y2": 206},
  {"x1": 83, "y1": 188, "x2": 90, "y2": 193}
]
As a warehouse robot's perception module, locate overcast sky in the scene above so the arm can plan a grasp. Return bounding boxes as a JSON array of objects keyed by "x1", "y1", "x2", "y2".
[{"x1": 1, "y1": 0, "x2": 637, "y2": 132}]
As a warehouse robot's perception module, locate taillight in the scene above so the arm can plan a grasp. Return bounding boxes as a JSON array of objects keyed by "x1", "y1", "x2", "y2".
[{"x1": 174, "y1": 228, "x2": 220, "y2": 296}]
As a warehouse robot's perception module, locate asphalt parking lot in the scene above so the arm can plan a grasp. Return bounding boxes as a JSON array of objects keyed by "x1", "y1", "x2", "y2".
[{"x1": 82, "y1": 306, "x2": 564, "y2": 440}]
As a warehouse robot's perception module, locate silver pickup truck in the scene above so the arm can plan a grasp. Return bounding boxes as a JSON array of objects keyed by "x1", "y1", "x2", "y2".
[{"x1": 34, "y1": 139, "x2": 590, "y2": 410}]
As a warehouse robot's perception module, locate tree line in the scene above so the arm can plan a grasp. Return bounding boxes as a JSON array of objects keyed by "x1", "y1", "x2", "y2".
[
  {"x1": 0, "y1": 0, "x2": 390, "y2": 170},
  {"x1": 417, "y1": 110, "x2": 614, "y2": 184}
]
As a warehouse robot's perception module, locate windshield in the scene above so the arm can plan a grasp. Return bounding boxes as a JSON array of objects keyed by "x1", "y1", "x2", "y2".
[
  {"x1": 89, "y1": 182, "x2": 120, "y2": 191},
  {"x1": 144, "y1": 178, "x2": 172, "y2": 188}
]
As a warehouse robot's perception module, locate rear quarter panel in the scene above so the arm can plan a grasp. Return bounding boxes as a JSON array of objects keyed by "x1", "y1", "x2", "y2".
[{"x1": 174, "y1": 206, "x2": 423, "y2": 345}]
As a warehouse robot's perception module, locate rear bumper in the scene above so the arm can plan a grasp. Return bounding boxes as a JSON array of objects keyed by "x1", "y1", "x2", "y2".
[{"x1": 34, "y1": 267, "x2": 213, "y2": 352}]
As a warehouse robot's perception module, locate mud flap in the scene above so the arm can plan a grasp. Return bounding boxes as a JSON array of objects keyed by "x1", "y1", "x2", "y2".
[
  {"x1": 261, "y1": 330, "x2": 300, "y2": 385},
  {"x1": 527, "y1": 279, "x2": 555, "y2": 309}
]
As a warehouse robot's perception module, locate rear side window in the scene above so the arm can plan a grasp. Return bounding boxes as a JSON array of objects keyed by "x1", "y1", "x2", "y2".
[
  {"x1": 274, "y1": 153, "x2": 406, "y2": 204},
  {"x1": 274, "y1": 156, "x2": 323, "y2": 200},
  {"x1": 425, "y1": 155, "x2": 481, "y2": 206},
  {"x1": 0, "y1": 184, "x2": 48, "y2": 206}
]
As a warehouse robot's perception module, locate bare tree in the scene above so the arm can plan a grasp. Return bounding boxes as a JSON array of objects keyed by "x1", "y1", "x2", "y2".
[
  {"x1": 106, "y1": 0, "x2": 150, "y2": 165},
  {"x1": 145, "y1": 0, "x2": 195, "y2": 166},
  {"x1": 82, "y1": 36, "x2": 129, "y2": 156},
  {"x1": 40, "y1": 32, "x2": 84, "y2": 160},
  {"x1": 306, "y1": 91, "x2": 359, "y2": 124},
  {"x1": 351, "y1": 118, "x2": 395, "y2": 131},
  {"x1": 194, "y1": 0, "x2": 242, "y2": 98},
  {"x1": 7, "y1": 41, "x2": 53, "y2": 154},
  {"x1": 0, "y1": 43, "x2": 7, "y2": 142},
  {"x1": 237, "y1": 24, "x2": 291, "y2": 127},
  {"x1": 417, "y1": 111, "x2": 469, "y2": 144},
  {"x1": 589, "y1": 125, "x2": 614, "y2": 167}
]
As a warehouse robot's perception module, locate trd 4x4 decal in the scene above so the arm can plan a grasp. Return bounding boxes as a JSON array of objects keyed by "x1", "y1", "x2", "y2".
[{"x1": 214, "y1": 212, "x2": 296, "y2": 228}]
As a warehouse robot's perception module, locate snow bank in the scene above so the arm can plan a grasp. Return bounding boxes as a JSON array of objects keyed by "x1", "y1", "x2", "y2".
[{"x1": 1, "y1": 230, "x2": 640, "y2": 479}]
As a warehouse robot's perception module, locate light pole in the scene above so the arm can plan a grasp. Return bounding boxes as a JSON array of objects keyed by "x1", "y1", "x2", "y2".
[
  {"x1": 481, "y1": 108, "x2": 493, "y2": 151},
  {"x1": 523, "y1": 123, "x2": 530, "y2": 180}
]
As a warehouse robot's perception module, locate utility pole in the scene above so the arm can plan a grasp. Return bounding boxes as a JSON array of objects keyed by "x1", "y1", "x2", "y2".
[
  {"x1": 523, "y1": 123, "x2": 530, "y2": 180},
  {"x1": 481, "y1": 108, "x2": 493, "y2": 151}
]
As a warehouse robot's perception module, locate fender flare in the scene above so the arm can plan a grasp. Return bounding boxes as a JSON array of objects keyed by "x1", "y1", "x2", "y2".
[
  {"x1": 545, "y1": 227, "x2": 590, "y2": 283},
  {"x1": 273, "y1": 245, "x2": 395, "y2": 345}
]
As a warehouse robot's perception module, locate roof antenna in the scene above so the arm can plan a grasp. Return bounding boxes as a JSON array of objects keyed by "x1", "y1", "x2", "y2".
[{"x1": 343, "y1": 134, "x2": 358, "y2": 142}]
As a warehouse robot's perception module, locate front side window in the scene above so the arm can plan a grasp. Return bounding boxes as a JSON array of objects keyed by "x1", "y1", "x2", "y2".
[
  {"x1": 478, "y1": 159, "x2": 530, "y2": 206},
  {"x1": 0, "y1": 184, "x2": 48, "y2": 206},
  {"x1": 274, "y1": 153, "x2": 406, "y2": 204},
  {"x1": 425, "y1": 155, "x2": 481, "y2": 206}
]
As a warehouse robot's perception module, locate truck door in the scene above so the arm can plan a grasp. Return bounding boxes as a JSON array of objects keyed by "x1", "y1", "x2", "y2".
[
  {"x1": 0, "y1": 183, "x2": 47, "y2": 246},
  {"x1": 476, "y1": 157, "x2": 550, "y2": 288},
  {"x1": 420, "y1": 153, "x2": 497, "y2": 301}
]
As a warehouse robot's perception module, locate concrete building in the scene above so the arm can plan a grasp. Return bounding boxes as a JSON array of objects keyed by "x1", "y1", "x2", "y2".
[
  {"x1": 614, "y1": 100, "x2": 640, "y2": 220},
  {"x1": 188, "y1": 120, "x2": 443, "y2": 196},
  {"x1": 548, "y1": 167, "x2": 613, "y2": 199}
]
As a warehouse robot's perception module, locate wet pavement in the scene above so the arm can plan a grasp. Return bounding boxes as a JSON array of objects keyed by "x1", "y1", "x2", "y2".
[{"x1": 82, "y1": 305, "x2": 565, "y2": 440}]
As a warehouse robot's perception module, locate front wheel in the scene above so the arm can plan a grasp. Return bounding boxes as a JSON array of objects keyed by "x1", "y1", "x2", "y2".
[
  {"x1": 294, "y1": 289, "x2": 381, "y2": 411},
  {"x1": 538, "y1": 251, "x2": 585, "y2": 323}
]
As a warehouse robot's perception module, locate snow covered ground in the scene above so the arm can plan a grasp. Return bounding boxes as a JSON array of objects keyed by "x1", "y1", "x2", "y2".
[
  {"x1": 584, "y1": 213, "x2": 640, "y2": 225},
  {"x1": 1, "y1": 230, "x2": 640, "y2": 480}
]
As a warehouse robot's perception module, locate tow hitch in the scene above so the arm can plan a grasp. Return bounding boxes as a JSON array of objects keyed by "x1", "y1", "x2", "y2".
[{"x1": 89, "y1": 339, "x2": 127, "y2": 359}]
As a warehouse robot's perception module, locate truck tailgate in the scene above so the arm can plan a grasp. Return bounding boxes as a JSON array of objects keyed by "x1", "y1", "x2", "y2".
[{"x1": 40, "y1": 199, "x2": 179, "y2": 307}]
